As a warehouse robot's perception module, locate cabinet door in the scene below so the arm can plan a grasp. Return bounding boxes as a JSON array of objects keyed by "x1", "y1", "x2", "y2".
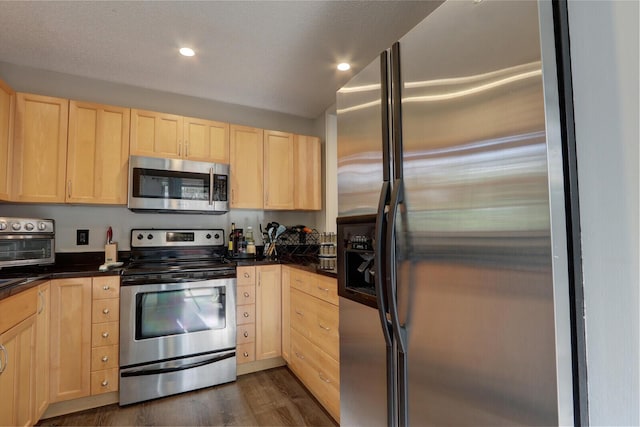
[
  {"x1": 294, "y1": 135, "x2": 322, "y2": 210},
  {"x1": 229, "y1": 124, "x2": 263, "y2": 208},
  {"x1": 264, "y1": 130, "x2": 294, "y2": 210},
  {"x1": 0, "y1": 78, "x2": 14, "y2": 201},
  {"x1": 12, "y1": 93, "x2": 69, "y2": 202},
  {"x1": 184, "y1": 117, "x2": 229, "y2": 163},
  {"x1": 255, "y1": 265, "x2": 282, "y2": 360},
  {"x1": 281, "y1": 266, "x2": 291, "y2": 363},
  {"x1": 0, "y1": 316, "x2": 36, "y2": 427},
  {"x1": 34, "y1": 282, "x2": 50, "y2": 421},
  {"x1": 67, "y1": 101, "x2": 130, "y2": 204},
  {"x1": 50, "y1": 277, "x2": 92, "y2": 402},
  {"x1": 130, "y1": 109, "x2": 183, "y2": 159}
]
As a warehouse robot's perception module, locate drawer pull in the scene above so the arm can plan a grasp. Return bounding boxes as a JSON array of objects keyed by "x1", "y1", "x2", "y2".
[
  {"x1": 295, "y1": 309, "x2": 304, "y2": 316},
  {"x1": 244, "y1": 272, "x2": 250, "y2": 278},
  {"x1": 243, "y1": 352, "x2": 249, "y2": 357},
  {"x1": 295, "y1": 279, "x2": 303, "y2": 283},
  {"x1": 318, "y1": 372, "x2": 331, "y2": 383},
  {"x1": 101, "y1": 380, "x2": 109, "y2": 387},
  {"x1": 103, "y1": 308, "x2": 110, "y2": 314},
  {"x1": 318, "y1": 323, "x2": 331, "y2": 331},
  {"x1": 243, "y1": 312, "x2": 250, "y2": 318},
  {"x1": 37, "y1": 291, "x2": 45, "y2": 314},
  {"x1": 102, "y1": 332, "x2": 110, "y2": 338},
  {"x1": 102, "y1": 356, "x2": 109, "y2": 362},
  {"x1": 243, "y1": 292, "x2": 250, "y2": 298},
  {"x1": 295, "y1": 351, "x2": 305, "y2": 360},
  {"x1": 243, "y1": 331, "x2": 249, "y2": 338},
  {"x1": 317, "y1": 286, "x2": 329, "y2": 292},
  {"x1": 102, "y1": 285, "x2": 110, "y2": 291}
]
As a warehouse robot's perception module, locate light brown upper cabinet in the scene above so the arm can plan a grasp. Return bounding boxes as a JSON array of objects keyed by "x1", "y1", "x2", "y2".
[
  {"x1": 66, "y1": 101, "x2": 130, "y2": 204},
  {"x1": 130, "y1": 109, "x2": 183, "y2": 159},
  {"x1": 183, "y1": 117, "x2": 229, "y2": 163},
  {"x1": 294, "y1": 135, "x2": 322, "y2": 210},
  {"x1": 131, "y1": 109, "x2": 229, "y2": 163},
  {"x1": 0, "y1": 78, "x2": 14, "y2": 201},
  {"x1": 264, "y1": 130, "x2": 294, "y2": 210},
  {"x1": 12, "y1": 93, "x2": 69, "y2": 203},
  {"x1": 230, "y1": 124, "x2": 264, "y2": 209}
]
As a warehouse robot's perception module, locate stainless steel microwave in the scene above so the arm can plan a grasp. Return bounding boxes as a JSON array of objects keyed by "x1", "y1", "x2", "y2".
[{"x1": 128, "y1": 155, "x2": 229, "y2": 214}]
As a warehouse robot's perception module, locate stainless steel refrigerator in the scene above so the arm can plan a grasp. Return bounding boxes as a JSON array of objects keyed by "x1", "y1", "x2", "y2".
[{"x1": 337, "y1": 1, "x2": 578, "y2": 425}]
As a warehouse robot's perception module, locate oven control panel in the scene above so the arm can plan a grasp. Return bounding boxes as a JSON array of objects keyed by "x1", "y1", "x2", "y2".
[{"x1": 131, "y1": 229, "x2": 225, "y2": 247}]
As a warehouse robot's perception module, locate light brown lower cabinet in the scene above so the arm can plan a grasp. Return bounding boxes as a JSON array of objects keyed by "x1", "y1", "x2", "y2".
[
  {"x1": 0, "y1": 286, "x2": 38, "y2": 427},
  {"x1": 287, "y1": 268, "x2": 340, "y2": 422}
]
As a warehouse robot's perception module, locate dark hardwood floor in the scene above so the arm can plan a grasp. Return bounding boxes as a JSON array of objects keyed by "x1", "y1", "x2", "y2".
[{"x1": 37, "y1": 367, "x2": 338, "y2": 427}]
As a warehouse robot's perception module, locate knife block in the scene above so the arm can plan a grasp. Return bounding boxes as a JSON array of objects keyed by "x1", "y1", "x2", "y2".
[{"x1": 105, "y1": 243, "x2": 118, "y2": 264}]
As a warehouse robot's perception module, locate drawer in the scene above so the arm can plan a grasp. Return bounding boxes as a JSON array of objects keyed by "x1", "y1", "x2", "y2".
[
  {"x1": 91, "y1": 321, "x2": 119, "y2": 346},
  {"x1": 0, "y1": 286, "x2": 37, "y2": 334},
  {"x1": 237, "y1": 285, "x2": 256, "y2": 305},
  {"x1": 237, "y1": 323, "x2": 255, "y2": 345},
  {"x1": 237, "y1": 266, "x2": 255, "y2": 286},
  {"x1": 237, "y1": 304, "x2": 255, "y2": 325},
  {"x1": 237, "y1": 342, "x2": 255, "y2": 364},
  {"x1": 311, "y1": 275, "x2": 339, "y2": 306},
  {"x1": 291, "y1": 289, "x2": 339, "y2": 360},
  {"x1": 91, "y1": 345, "x2": 119, "y2": 371},
  {"x1": 92, "y1": 298, "x2": 119, "y2": 323},
  {"x1": 92, "y1": 277, "x2": 120, "y2": 300},
  {"x1": 290, "y1": 268, "x2": 316, "y2": 296},
  {"x1": 290, "y1": 329, "x2": 340, "y2": 420},
  {"x1": 90, "y1": 368, "x2": 119, "y2": 395}
]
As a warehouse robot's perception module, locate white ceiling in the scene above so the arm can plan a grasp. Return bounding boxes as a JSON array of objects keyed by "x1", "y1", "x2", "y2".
[{"x1": 0, "y1": 1, "x2": 441, "y2": 119}]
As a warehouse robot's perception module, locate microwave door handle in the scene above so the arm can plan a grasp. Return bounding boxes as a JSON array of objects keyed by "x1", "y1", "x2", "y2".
[{"x1": 209, "y1": 168, "x2": 214, "y2": 205}]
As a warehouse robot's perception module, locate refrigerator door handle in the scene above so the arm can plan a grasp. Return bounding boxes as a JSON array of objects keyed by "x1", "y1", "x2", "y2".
[{"x1": 387, "y1": 178, "x2": 408, "y2": 353}]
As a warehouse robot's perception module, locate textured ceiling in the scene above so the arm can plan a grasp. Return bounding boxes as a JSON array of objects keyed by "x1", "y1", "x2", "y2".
[{"x1": 0, "y1": 1, "x2": 441, "y2": 119}]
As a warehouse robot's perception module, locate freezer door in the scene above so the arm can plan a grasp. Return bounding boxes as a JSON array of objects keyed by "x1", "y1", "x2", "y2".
[
  {"x1": 339, "y1": 297, "x2": 388, "y2": 427},
  {"x1": 337, "y1": 56, "x2": 387, "y2": 217},
  {"x1": 392, "y1": 0, "x2": 573, "y2": 425}
]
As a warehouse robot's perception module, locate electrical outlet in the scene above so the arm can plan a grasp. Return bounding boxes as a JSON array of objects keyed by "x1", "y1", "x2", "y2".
[{"x1": 77, "y1": 229, "x2": 89, "y2": 245}]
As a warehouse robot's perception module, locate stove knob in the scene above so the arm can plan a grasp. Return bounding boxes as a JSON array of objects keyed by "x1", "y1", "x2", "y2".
[
  {"x1": 137, "y1": 234, "x2": 144, "y2": 240},
  {"x1": 37, "y1": 222, "x2": 47, "y2": 231},
  {"x1": 214, "y1": 233, "x2": 220, "y2": 239},
  {"x1": 147, "y1": 234, "x2": 153, "y2": 240},
  {"x1": 0, "y1": 222, "x2": 6, "y2": 231},
  {"x1": 25, "y1": 223, "x2": 34, "y2": 231},
  {"x1": 11, "y1": 222, "x2": 21, "y2": 231},
  {"x1": 206, "y1": 234, "x2": 212, "y2": 239}
]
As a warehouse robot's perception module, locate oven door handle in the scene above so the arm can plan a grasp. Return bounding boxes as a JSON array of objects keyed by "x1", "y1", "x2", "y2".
[
  {"x1": 120, "y1": 350, "x2": 235, "y2": 377},
  {"x1": 121, "y1": 275, "x2": 235, "y2": 286}
]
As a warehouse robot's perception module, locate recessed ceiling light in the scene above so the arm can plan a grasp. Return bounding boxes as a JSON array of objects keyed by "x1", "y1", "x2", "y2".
[
  {"x1": 179, "y1": 47, "x2": 195, "y2": 57},
  {"x1": 337, "y1": 62, "x2": 351, "y2": 71}
]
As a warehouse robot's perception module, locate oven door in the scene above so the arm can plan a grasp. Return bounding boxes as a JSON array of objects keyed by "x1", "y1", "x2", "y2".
[
  {"x1": 120, "y1": 277, "x2": 236, "y2": 367},
  {"x1": 128, "y1": 155, "x2": 229, "y2": 214}
]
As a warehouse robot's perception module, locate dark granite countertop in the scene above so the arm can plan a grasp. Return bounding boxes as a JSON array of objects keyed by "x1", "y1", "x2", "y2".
[{"x1": 0, "y1": 250, "x2": 336, "y2": 302}]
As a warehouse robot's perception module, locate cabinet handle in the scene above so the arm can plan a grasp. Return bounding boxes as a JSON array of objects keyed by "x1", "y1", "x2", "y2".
[
  {"x1": 102, "y1": 356, "x2": 109, "y2": 362},
  {"x1": 103, "y1": 285, "x2": 110, "y2": 291},
  {"x1": 102, "y1": 332, "x2": 110, "y2": 338},
  {"x1": 317, "y1": 286, "x2": 329, "y2": 292},
  {"x1": 178, "y1": 141, "x2": 182, "y2": 156},
  {"x1": 295, "y1": 279, "x2": 303, "y2": 284},
  {"x1": 258, "y1": 272, "x2": 261, "y2": 286},
  {"x1": 244, "y1": 272, "x2": 250, "y2": 278},
  {"x1": 295, "y1": 351, "x2": 305, "y2": 360},
  {"x1": 318, "y1": 372, "x2": 331, "y2": 383},
  {"x1": 243, "y1": 291, "x2": 250, "y2": 298},
  {"x1": 0, "y1": 344, "x2": 6, "y2": 374},
  {"x1": 318, "y1": 323, "x2": 331, "y2": 331},
  {"x1": 67, "y1": 180, "x2": 72, "y2": 198},
  {"x1": 243, "y1": 312, "x2": 250, "y2": 318},
  {"x1": 37, "y1": 290, "x2": 45, "y2": 315},
  {"x1": 103, "y1": 308, "x2": 110, "y2": 315},
  {"x1": 243, "y1": 331, "x2": 249, "y2": 338},
  {"x1": 243, "y1": 352, "x2": 249, "y2": 358},
  {"x1": 231, "y1": 189, "x2": 235, "y2": 204},
  {"x1": 295, "y1": 309, "x2": 304, "y2": 317},
  {"x1": 185, "y1": 141, "x2": 189, "y2": 157},
  {"x1": 101, "y1": 380, "x2": 109, "y2": 387}
]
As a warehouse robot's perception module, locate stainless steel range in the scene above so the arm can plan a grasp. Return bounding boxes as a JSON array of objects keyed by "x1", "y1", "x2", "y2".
[{"x1": 119, "y1": 228, "x2": 236, "y2": 405}]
